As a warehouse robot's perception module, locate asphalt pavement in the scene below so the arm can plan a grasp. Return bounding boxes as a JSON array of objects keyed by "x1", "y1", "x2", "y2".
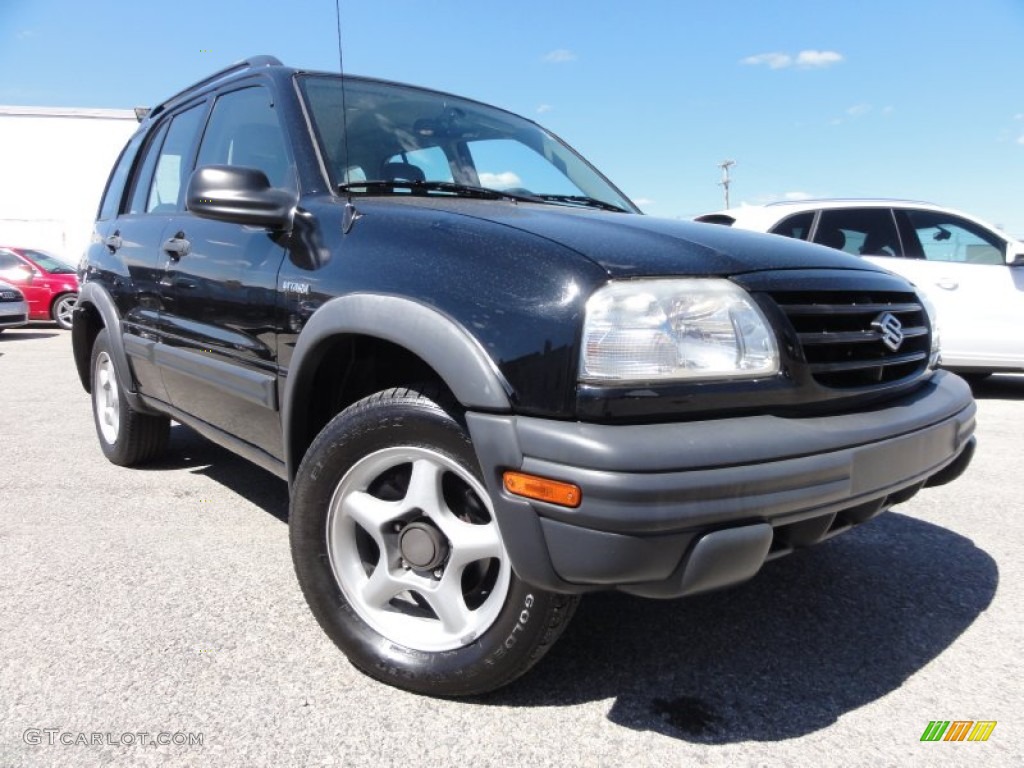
[{"x1": 1, "y1": 326, "x2": 1021, "y2": 767}]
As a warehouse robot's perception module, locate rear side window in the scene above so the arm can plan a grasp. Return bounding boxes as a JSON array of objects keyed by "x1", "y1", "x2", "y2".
[
  {"x1": 128, "y1": 121, "x2": 170, "y2": 215},
  {"x1": 814, "y1": 208, "x2": 902, "y2": 257},
  {"x1": 97, "y1": 132, "x2": 144, "y2": 220},
  {"x1": 145, "y1": 104, "x2": 206, "y2": 213},
  {"x1": 0, "y1": 251, "x2": 27, "y2": 279},
  {"x1": 770, "y1": 212, "x2": 814, "y2": 241}
]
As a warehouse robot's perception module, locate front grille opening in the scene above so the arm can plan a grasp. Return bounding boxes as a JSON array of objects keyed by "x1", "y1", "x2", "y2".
[{"x1": 769, "y1": 290, "x2": 930, "y2": 389}]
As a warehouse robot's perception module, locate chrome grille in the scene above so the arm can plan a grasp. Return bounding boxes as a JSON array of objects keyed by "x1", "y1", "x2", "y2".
[{"x1": 769, "y1": 290, "x2": 930, "y2": 388}]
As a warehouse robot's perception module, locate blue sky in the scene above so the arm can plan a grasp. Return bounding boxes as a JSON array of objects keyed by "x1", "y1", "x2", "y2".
[{"x1": 3, "y1": 0, "x2": 1023, "y2": 233}]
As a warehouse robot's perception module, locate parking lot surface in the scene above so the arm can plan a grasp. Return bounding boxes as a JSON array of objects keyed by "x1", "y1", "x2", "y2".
[{"x1": 1, "y1": 327, "x2": 1022, "y2": 767}]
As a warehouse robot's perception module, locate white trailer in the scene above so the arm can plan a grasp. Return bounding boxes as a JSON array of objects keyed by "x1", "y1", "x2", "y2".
[{"x1": 0, "y1": 106, "x2": 138, "y2": 264}]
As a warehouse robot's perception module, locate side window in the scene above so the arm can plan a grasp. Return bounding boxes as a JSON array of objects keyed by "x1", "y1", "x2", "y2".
[
  {"x1": 97, "y1": 132, "x2": 144, "y2": 220},
  {"x1": 814, "y1": 208, "x2": 902, "y2": 257},
  {"x1": 196, "y1": 86, "x2": 292, "y2": 189},
  {"x1": 0, "y1": 251, "x2": 30, "y2": 282},
  {"x1": 146, "y1": 104, "x2": 205, "y2": 214},
  {"x1": 770, "y1": 212, "x2": 814, "y2": 241},
  {"x1": 901, "y1": 209, "x2": 1005, "y2": 265},
  {"x1": 128, "y1": 121, "x2": 170, "y2": 215}
]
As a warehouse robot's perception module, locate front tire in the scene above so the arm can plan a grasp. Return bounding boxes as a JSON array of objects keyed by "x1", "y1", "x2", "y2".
[
  {"x1": 52, "y1": 292, "x2": 77, "y2": 330},
  {"x1": 90, "y1": 328, "x2": 169, "y2": 466},
  {"x1": 290, "y1": 388, "x2": 578, "y2": 696}
]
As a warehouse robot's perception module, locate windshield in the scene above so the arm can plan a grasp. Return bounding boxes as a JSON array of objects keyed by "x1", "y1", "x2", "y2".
[
  {"x1": 23, "y1": 249, "x2": 76, "y2": 274},
  {"x1": 298, "y1": 75, "x2": 637, "y2": 213}
]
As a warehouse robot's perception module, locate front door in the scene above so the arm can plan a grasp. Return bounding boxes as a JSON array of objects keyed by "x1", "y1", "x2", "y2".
[
  {"x1": 876, "y1": 208, "x2": 1024, "y2": 369},
  {"x1": 157, "y1": 84, "x2": 294, "y2": 457}
]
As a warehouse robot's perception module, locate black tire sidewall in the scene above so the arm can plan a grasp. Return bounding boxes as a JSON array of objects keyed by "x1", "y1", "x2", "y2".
[{"x1": 290, "y1": 391, "x2": 557, "y2": 696}]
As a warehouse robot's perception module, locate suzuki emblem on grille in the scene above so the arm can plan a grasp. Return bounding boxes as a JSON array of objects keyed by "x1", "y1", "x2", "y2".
[{"x1": 872, "y1": 311, "x2": 904, "y2": 351}]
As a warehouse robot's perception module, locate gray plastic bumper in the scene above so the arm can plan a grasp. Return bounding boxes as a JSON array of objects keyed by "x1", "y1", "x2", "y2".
[{"x1": 466, "y1": 371, "x2": 976, "y2": 598}]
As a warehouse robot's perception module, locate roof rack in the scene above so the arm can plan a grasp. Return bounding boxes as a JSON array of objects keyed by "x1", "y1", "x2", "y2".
[{"x1": 145, "y1": 55, "x2": 284, "y2": 122}]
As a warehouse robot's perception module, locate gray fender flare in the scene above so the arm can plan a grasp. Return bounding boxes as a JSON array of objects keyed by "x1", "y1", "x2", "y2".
[
  {"x1": 76, "y1": 282, "x2": 149, "y2": 411},
  {"x1": 283, "y1": 293, "x2": 513, "y2": 479}
]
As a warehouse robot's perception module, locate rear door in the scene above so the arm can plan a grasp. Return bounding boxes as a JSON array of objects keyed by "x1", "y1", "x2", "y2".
[
  {"x1": 156, "y1": 84, "x2": 293, "y2": 456},
  {"x1": 112, "y1": 101, "x2": 208, "y2": 403}
]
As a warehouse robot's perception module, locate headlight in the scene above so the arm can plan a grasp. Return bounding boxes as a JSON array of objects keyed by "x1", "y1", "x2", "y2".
[
  {"x1": 918, "y1": 291, "x2": 941, "y2": 368},
  {"x1": 580, "y1": 279, "x2": 779, "y2": 383}
]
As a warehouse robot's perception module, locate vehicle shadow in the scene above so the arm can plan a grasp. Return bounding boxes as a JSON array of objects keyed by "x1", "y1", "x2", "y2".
[
  {"x1": 133, "y1": 424, "x2": 997, "y2": 744},
  {"x1": 482, "y1": 513, "x2": 997, "y2": 743},
  {"x1": 144, "y1": 424, "x2": 289, "y2": 523},
  {"x1": 0, "y1": 330, "x2": 60, "y2": 341},
  {"x1": 967, "y1": 373, "x2": 1024, "y2": 400}
]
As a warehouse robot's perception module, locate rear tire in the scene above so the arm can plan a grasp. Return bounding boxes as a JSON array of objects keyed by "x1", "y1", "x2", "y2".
[
  {"x1": 290, "y1": 387, "x2": 578, "y2": 696},
  {"x1": 90, "y1": 328, "x2": 169, "y2": 466}
]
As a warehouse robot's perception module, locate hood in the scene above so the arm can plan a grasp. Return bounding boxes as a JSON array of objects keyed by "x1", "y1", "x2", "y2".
[{"x1": 378, "y1": 198, "x2": 889, "y2": 278}]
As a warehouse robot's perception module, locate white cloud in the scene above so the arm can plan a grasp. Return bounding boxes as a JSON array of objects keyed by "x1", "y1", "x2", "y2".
[
  {"x1": 847, "y1": 103, "x2": 871, "y2": 117},
  {"x1": 1017, "y1": 135, "x2": 1024, "y2": 145},
  {"x1": 17, "y1": 29, "x2": 34, "y2": 39},
  {"x1": 633, "y1": 197, "x2": 654, "y2": 207},
  {"x1": 536, "y1": 104, "x2": 553, "y2": 114},
  {"x1": 542, "y1": 49, "x2": 576, "y2": 64},
  {"x1": 783, "y1": 191, "x2": 813, "y2": 201},
  {"x1": 742, "y1": 49, "x2": 843, "y2": 70},
  {"x1": 478, "y1": 171, "x2": 522, "y2": 188},
  {"x1": 741, "y1": 52, "x2": 792, "y2": 69},
  {"x1": 795, "y1": 50, "x2": 843, "y2": 68}
]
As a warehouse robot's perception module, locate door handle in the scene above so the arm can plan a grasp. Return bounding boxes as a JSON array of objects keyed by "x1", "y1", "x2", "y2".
[
  {"x1": 935, "y1": 278, "x2": 958, "y2": 290},
  {"x1": 105, "y1": 231, "x2": 122, "y2": 253},
  {"x1": 162, "y1": 233, "x2": 191, "y2": 262}
]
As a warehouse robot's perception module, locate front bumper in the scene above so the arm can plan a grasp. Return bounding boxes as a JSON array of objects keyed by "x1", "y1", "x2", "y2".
[{"x1": 467, "y1": 370, "x2": 976, "y2": 598}]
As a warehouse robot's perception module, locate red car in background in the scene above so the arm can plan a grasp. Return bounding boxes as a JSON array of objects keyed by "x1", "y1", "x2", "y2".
[{"x1": 0, "y1": 247, "x2": 79, "y2": 329}]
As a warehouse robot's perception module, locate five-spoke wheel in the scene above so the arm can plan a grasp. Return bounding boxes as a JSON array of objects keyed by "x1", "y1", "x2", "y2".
[
  {"x1": 328, "y1": 446, "x2": 511, "y2": 651},
  {"x1": 89, "y1": 329, "x2": 169, "y2": 466},
  {"x1": 52, "y1": 293, "x2": 77, "y2": 330},
  {"x1": 290, "y1": 388, "x2": 578, "y2": 696}
]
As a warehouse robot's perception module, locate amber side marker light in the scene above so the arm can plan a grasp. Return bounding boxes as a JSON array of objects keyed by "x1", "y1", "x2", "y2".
[{"x1": 503, "y1": 471, "x2": 582, "y2": 508}]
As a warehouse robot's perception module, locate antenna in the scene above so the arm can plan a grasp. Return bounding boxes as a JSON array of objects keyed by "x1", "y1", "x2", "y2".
[
  {"x1": 335, "y1": 0, "x2": 358, "y2": 227},
  {"x1": 718, "y1": 159, "x2": 735, "y2": 209}
]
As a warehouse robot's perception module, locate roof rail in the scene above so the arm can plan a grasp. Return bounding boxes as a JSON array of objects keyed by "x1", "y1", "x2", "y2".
[
  {"x1": 146, "y1": 55, "x2": 284, "y2": 121},
  {"x1": 764, "y1": 197, "x2": 935, "y2": 207}
]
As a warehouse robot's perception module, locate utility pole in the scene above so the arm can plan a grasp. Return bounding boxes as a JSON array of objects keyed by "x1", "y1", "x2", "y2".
[{"x1": 718, "y1": 160, "x2": 735, "y2": 209}]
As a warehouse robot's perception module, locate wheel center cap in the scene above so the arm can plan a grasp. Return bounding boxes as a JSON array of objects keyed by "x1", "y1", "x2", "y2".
[{"x1": 398, "y1": 522, "x2": 448, "y2": 570}]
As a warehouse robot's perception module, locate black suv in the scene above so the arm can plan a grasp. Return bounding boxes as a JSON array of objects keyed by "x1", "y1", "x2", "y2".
[{"x1": 73, "y1": 56, "x2": 976, "y2": 696}]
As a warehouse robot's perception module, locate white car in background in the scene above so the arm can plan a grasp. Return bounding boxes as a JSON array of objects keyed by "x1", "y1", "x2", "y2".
[{"x1": 696, "y1": 199, "x2": 1024, "y2": 378}]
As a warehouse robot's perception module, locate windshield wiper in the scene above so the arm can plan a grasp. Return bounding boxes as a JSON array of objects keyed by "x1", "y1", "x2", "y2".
[
  {"x1": 336, "y1": 181, "x2": 626, "y2": 212},
  {"x1": 337, "y1": 179, "x2": 538, "y2": 202},
  {"x1": 533, "y1": 194, "x2": 628, "y2": 213}
]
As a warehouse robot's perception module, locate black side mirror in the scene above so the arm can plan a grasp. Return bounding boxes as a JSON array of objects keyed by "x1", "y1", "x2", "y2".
[{"x1": 186, "y1": 165, "x2": 294, "y2": 229}]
